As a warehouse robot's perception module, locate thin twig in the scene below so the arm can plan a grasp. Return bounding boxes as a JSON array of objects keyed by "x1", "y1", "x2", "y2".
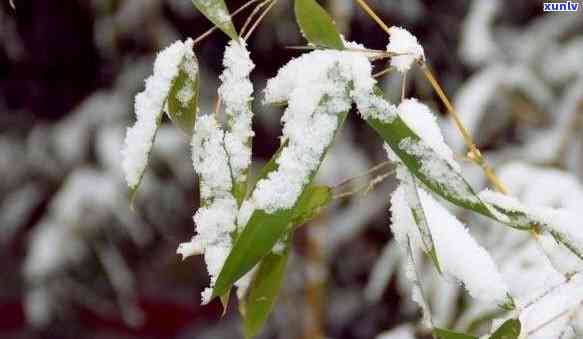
[
  {"x1": 240, "y1": 0, "x2": 271, "y2": 36},
  {"x1": 373, "y1": 66, "x2": 394, "y2": 79},
  {"x1": 334, "y1": 160, "x2": 391, "y2": 188},
  {"x1": 333, "y1": 168, "x2": 395, "y2": 200},
  {"x1": 243, "y1": 0, "x2": 278, "y2": 41},
  {"x1": 419, "y1": 62, "x2": 510, "y2": 194},
  {"x1": 353, "y1": 0, "x2": 391, "y2": 35}
]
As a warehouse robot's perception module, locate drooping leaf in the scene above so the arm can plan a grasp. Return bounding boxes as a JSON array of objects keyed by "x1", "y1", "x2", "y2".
[
  {"x1": 191, "y1": 0, "x2": 238, "y2": 40},
  {"x1": 433, "y1": 328, "x2": 478, "y2": 339},
  {"x1": 243, "y1": 238, "x2": 291, "y2": 339},
  {"x1": 128, "y1": 112, "x2": 163, "y2": 207},
  {"x1": 488, "y1": 319, "x2": 521, "y2": 339},
  {"x1": 367, "y1": 114, "x2": 492, "y2": 216},
  {"x1": 212, "y1": 111, "x2": 349, "y2": 299},
  {"x1": 166, "y1": 53, "x2": 199, "y2": 135},
  {"x1": 125, "y1": 39, "x2": 197, "y2": 205},
  {"x1": 294, "y1": 0, "x2": 344, "y2": 50},
  {"x1": 213, "y1": 209, "x2": 293, "y2": 298},
  {"x1": 403, "y1": 172, "x2": 441, "y2": 273}
]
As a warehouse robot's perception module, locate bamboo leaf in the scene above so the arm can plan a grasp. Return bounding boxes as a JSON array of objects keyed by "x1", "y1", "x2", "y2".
[
  {"x1": 291, "y1": 185, "x2": 332, "y2": 226},
  {"x1": 433, "y1": 328, "x2": 478, "y2": 339},
  {"x1": 404, "y1": 172, "x2": 441, "y2": 273},
  {"x1": 243, "y1": 238, "x2": 291, "y2": 339},
  {"x1": 213, "y1": 208, "x2": 292, "y2": 298},
  {"x1": 488, "y1": 319, "x2": 521, "y2": 339},
  {"x1": 294, "y1": 0, "x2": 344, "y2": 50},
  {"x1": 191, "y1": 0, "x2": 238, "y2": 40},
  {"x1": 367, "y1": 115, "x2": 494, "y2": 214},
  {"x1": 212, "y1": 111, "x2": 348, "y2": 299},
  {"x1": 166, "y1": 53, "x2": 199, "y2": 135}
]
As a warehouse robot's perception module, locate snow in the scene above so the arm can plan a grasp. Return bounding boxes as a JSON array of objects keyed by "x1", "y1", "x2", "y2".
[
  {"x1": 386, "y1": 26, "x2": 425, "y2": 73},
  {"x1": 398, "y1": 137, "x2": 479, "y2": 204},
  {"x1": 517, "y1": 274, "x2": 583, "y2": 339},
  {"x1": 398, "y1": 98, "x2": 460, "y2": 171},
  {"x1": 391, "y1": 184, "x2": 509, "y2": 304},
  {"x1": 177, "y1": 114, "x2": 238, "y2": 304},
  {"x1": 255, "y1": 49, "x2": 398, "y2": 213},
  {"x1": 122, "y1": 38, "x2": 194, "y2": 188},
  {"x1": 480, "y1": 187, "x2": 583, "y2": 263},
  {"x1": 375, "y1": 324, "x2": 416, "y2": 339},
  {"x1": 190, "y1": 115, "x2": 232, "y2": 199},
  {"x1": 218, "y1": 40, "x2": 255, "y2": 182}
]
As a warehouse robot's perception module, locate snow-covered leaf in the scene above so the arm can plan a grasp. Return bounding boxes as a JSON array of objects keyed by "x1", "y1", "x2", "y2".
[
  {"x1": 366, "y1": 104, "x2": 491, "y2": 215},
  {"x1": 212, "y1": 107, "x2": 348, "y2": 299},
  {"x1": 242, "y1": 239, "x2": 291, "y2": 339},
  {"x1": 488, "y1": 319, "x2": 521, "y2": 339},
  {"x1": 294, "y1": 0, "x2": 344, "y2": 50},
  {"x1": 191, "y1": 0, "x2": 238, "y2": 40},
  {"x1": 122, "y1": 39, "x2": 195, "y2": 203},
  {"x1": 165, "y1": 51, "x2": 199, "y2": 135}
]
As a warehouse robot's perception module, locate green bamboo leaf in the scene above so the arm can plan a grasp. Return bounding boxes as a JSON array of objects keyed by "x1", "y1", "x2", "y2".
[
  {"x1": 213, "y1": 208, "x2": 293, "y2": 298},
  {"x1": 433, "y1": 328, "x2": 478, "y2": 339},
  {"x1": 294, "y1": 0, "x2": 344, "y2": 50},
  {"x1": 488, "y1": 319, "x2": 521, "y2": 339},
  {"x1": 242, "y1": 238, "x2": 291, "y2": 339},
  {"x1": 404, "y1": 173, "x2": 441, "y2": 273},
  {"x1": 291, "y1": 185, "x2": 332, "y2": 226},
  {"x1": 367, "y1": 115, "x2": 493, "y2": 214},
  {"x1": 166, "y1": 53, "x2": 199, "y2": 135},
  {"x1": 191, "y1": 0, "x2": 238, "y2": 40},
  {"x1": 212, "y1": 111, "x2": 349, "y2": 299}
]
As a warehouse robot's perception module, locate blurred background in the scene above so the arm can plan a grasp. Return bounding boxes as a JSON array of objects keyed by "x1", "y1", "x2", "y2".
[{"x1": 0, "y1": 0, "x2": 582, "y2": 338}]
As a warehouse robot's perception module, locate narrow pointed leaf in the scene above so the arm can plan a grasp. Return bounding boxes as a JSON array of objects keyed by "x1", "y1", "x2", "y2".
[
  {"x1": 212, "y1": 111, "x2": 348, "y2": 299},
  {"x1": 166, "y1": 53, "x2": 199, "y2": 135},
  {"x1": 294, "y1": 0, "x2": 344, "y2": 50},
  {"x1": 433, "y1": 328, "x2": 478, "y2": 339},
  {"x1": 243, "y1": 239, "x2": 291, "y2": 339},
  {"x1": 404, "y1": 173, "x2": 441, "y2": 273},
  {"x1": 488, "y1": 319, "x2": 521, "y2": 339},
  {"x1": 367, "y1": 114, "x2": 492, "y2": 216},
  {"x1": 123, "y1": 39, "x2": 196, "y2": 204},
  {"x1": 291, "y1": 185, "x2": 332, "y2": 225},
  {"x1": 191, "y1": 0, "x2": 238, "y2": 40}
]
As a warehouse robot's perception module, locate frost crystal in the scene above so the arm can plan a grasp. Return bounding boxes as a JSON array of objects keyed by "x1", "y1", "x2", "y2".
[
  {"x1": 121, "y1": 38, "x2": 195, "y2": 188},
  {"x1": 177, "y1": 115, "x2": 237, "y2": 304},
  {"x1": 386, "y1": 26, "x2": 425, "y2": 73},
  {"x1": 218, "y1": 40, "x2": 255, "y2": 181}
]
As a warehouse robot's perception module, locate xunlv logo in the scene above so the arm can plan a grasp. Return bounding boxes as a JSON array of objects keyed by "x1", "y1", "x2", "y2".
[{"x1": 543, "y1": 1, "x2": 580, "y2": 11}]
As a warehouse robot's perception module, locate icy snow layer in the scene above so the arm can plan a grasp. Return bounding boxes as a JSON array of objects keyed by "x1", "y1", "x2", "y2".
[
  {"x1": 256, "y1": 48, "x2": 394, "y2": 213},
  {"x1": 122, "y1": 38, "x2": 195, "y2": 188},
  {"x1": 386, "y1": 26, "x2": 425, "y2": 73},
  {"x1": 177, "y1": 115, "x2": 237, "y2": 304},
  {"x1": 218, "y1": 40, "x2": 255, "y2": 182},
  {"x1": 391, "y1": 185, "x2": 509, "y2": 304}
]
